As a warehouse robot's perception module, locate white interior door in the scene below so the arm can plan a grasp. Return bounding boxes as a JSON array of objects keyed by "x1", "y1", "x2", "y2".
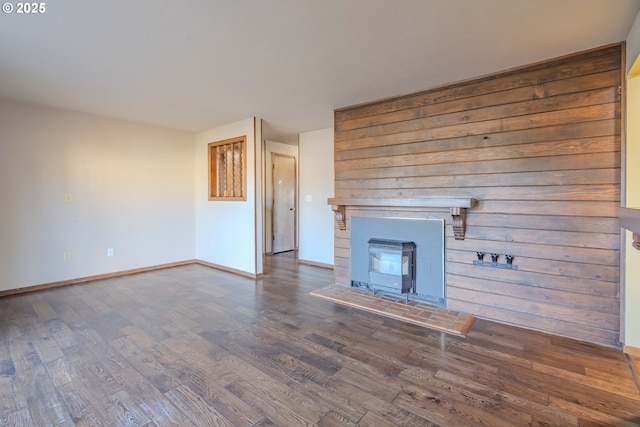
[{"x1": 272, "y1": 154, "x2": 296, "y2": 253}]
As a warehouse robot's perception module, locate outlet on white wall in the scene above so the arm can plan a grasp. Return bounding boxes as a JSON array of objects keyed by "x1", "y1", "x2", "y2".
[
  {"x1": 63, "y1": 252, "x2": 71, "y2": 261},
  {"x1": 107, "y1": 248, "x2": 114, "y2": 257}
]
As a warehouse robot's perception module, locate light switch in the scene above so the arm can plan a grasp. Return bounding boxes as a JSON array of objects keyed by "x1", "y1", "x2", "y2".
[{"x1": 305, "y1": 194, "x2": 312, "y2": 202}]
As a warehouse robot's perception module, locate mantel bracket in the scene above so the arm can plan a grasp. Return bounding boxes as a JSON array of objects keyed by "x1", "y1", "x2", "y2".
[
  {"x1": 450, "y1": 207, "x2": 467, "y2": 240},
  {"x1": 331, "y1": 205, "x2": 346, "y2": 231}
]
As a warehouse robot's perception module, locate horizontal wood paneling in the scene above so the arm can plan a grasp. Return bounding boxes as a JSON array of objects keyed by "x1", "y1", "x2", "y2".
[
  {"x1": 464, "y1": 214, "x2": 620, "y2": 234},
  {"x1": 336, "y1": 169, "x2": 620, "y2": 190},
  {"x1": 336, "y1": 136, "x2": 619, "y2": 171},
  {"x1": 446, "y1": 237, "x2": 620, "y2": 267},
  {"x1": 336, "y1": 70, "x2": 621, "y2": 133},
  {"x1": 333, "y1": 44, "x2": 622, "y2": 347},
  {"x1": 447, "y1": 299, "x2": 619, "y2": 346},
  {"x1": 446, "y1": 262, "x2": 618, "y2": 299},
  {"x1": 335, "y1": 46, "x2": 620, "y2": 122},
  {"x1": 445, "y1": 275, "x2": 618, "y2": 313},
  {"x1": 336, "y1": 152, "x2": 620, "y2": 181},
  {"x1": 335, "y1": 119, "x2": 620, "y2": 154},
  {"x1": 336, "y1": 91, "x2": 618, "y2": 143},
  {"x1": 338, "y1": 184, "x2": 620, "y2": 202},
  {"x1": 446, "y1": 250, "x2": 619, "y2": 283}
]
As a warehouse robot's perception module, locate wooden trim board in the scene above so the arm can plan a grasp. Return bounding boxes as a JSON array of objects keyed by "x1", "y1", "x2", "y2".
[
  {"x1": 624, "y1": 345, "x2": 640, "y2": 357},
  {"x1": 297, "y1": 259, "x2": 334, "y2": 269},
  {"x1": 0, "y1": 259, "x2": 266, "y2": 298},
  {"x1": 195, "y1": 259, "x2": 264, "y2": 279},
  {"x1": 0, "y1": 260, "x2": 197, "y2": 297}
]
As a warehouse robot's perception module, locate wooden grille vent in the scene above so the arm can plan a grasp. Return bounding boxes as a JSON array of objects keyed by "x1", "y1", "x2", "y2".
[{"x1": 208, "y1": 136, "x2": 246, "y2": 201}]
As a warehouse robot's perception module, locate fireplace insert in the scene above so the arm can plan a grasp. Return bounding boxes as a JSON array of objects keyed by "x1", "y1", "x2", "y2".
[{"x1": 368, "y1": 238, "x2": 416, "y2": 296}]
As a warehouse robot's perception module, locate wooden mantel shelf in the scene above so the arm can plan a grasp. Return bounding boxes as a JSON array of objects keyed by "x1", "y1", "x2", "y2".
[
  {"x1": 327, "y1": 197, "x2": 476, "y2": 209},
  {"x1": 327, "y1": 197, "x2": 477, "y2": 240},
  {"x1": 619, "y1": 207, "x2": 640, "y2": 250}
]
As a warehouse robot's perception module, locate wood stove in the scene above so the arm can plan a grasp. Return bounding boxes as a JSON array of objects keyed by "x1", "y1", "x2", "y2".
[{"x1": 368, "y1": 238, "x2": 416, "y2": 296}]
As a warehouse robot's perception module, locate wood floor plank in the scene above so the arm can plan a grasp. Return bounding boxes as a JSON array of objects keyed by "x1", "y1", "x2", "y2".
[
  {"x1": 108, "y1": 336, "x2": 144, "y2": 359},
  {"x1": 31, "y1": 337, "x2": 64, "y2": 363},
  {"x1": 27, "y1": 294, "x2": 58, "y2": 321},
  {"x1": 45, "y1": 357, "x2": 79, "y2": 387},
  {"x1": 497, "y1": 362, "x2": 640, "y2": 419},
  {"x1": 63, "y1": 344, "x2": 123, "y2": 399},
  {"x1": 163, "y1": 358, "x2": 263, "y2": 426},
  {"x1": 0, "y1": 377, "x2": 18, "y2": 418},
  {"x1": 164, "y1": 384, "x2": 235, "y2": 427},
  {"x1": 56, "y1": 379, "x2": 109, "y2": 427},
  {"x1": 316, "y1": 409, "x2": 361, "y2": 427},
  {"x1": 44, "y1": 318, "x2": 81, "y2": 350},
  {"x1": 0, "y1": 254, "x2": 637, "y2": 426},
  {"x1": 433, "y1": 369, "x2": 578, "y2": 426},
  {"x1": 110, "y1": 367, "x2": 196, "y2": 427},
  {"x1": 226, "y1": 376, "x2": 319, "y2": 426},
  {"x1": 120, "y1": 326, "x2": 180, "y2": 365},
  {"x1": 222, "y1": 354, "x2": 328, "y2": 425},
  {"x1": 8, "y1": 338, "x2": 72, "y2": 426},
  {"x1": 125, "y1": 351, "x2": 181, "y2": 394},
  {"x1": 548, "y1": 395, "x2": 640, "y2": 427},
  {"x1": 75, "y1": 328, "x2": 128, "y2": 374},
  {"x1": 0, "y1": 408, "x2": 33, "y2": 427},
  {"x1": 102, "y1": 389, "x2": 153, "y2": 427},
  {"x1": 357, "y1": 407, "x2": 436, "y2": 427},
  {"x1": 267, "y1": 352, "x2": 368, "y2": 422}
]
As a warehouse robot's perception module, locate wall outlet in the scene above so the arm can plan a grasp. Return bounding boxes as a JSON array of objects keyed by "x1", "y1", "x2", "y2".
[
  {"x1": 63, "y1": 252, "x2": 71, "y2": 262},
  {"x1": 64, "y1": 193, "x2": 73, "y2": 202},
  {"x1": 107, "y1": 248, "x2": 114, "y2": 257}
]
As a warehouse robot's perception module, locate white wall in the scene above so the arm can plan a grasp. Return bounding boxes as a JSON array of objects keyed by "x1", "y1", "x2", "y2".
[
  {"x1": 625, "y1": 10, "x2": 640, "y2": 348},
  {"x1": 194, "y1": 117, "x2": 262, "y2": 275},
  {"x1": 0, "y1": 99, "x2": 195, "y2": 291},
  {"x1": 264, "y1": 140, "x2": 298, "y2": 254},
  {"x1": 298, "y1": 128, "x2": 334, "y2": 265}
]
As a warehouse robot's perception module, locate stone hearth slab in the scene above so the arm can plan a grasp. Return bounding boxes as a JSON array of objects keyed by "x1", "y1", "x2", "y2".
[{"x1": 310, "y1": 284, "x2": 474, "y2": 336}]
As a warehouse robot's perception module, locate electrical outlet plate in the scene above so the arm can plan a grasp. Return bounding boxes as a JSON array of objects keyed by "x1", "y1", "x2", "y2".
[
  {"x1": 63, "y1": 252, "x2": 71, "y2": 261},
  {"x1": 107, "y1": 248, "x2": 114, "y2": 257}
]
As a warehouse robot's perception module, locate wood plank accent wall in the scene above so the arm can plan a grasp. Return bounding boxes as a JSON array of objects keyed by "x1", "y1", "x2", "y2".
[{"x1": 333, "y1": 44, "x2": 623, "y2": 347}]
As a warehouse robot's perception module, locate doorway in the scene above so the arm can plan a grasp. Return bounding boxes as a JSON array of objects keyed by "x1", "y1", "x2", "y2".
[{"x1": 272, "y1": 153, "x2": 296, "y2": 253}]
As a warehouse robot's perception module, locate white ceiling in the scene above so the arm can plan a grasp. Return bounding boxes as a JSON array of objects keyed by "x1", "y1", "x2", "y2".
[{"x1": 1, "y1": 0, "x2": 639, "y2": 142}]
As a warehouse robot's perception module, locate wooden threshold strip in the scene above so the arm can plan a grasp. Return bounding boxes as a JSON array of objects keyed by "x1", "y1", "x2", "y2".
[{"x1": 310, "y1": 284, "x2": 474, "y2": 336}]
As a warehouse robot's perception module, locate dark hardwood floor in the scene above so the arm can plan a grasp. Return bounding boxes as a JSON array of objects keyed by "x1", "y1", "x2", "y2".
[{"x1": 0, "y1": 253, "x2": 639, "y2": 426}]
